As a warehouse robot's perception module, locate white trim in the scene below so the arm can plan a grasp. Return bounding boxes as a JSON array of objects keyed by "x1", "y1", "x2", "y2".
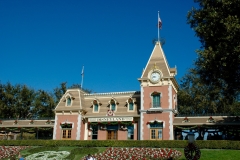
[
  {"x1": 168, "y1": 85, "x2": 173, "y2": 140},
  {"x1": 140, "y1": 85, "x2": 144, "y2": 140},
  {"x1": 53, "y1": 115, "x2": 58, "y2": 140},
  {"x1": 108, "y1": 98, "x2": 118, "y2": 112},
  {"x1": 78, "y1": 90, "x2": 82, "y2": 109},
  {"x1": 168, "y1": 85, "x2": 172, "y2": 109},
  {"x1": 92, "y1": 99, "x2": 100, "y2": 113},
  {"x1": 169, "y1": 112, "x2": 173, "y2": 140},
  {"x1": 126, "y1": 98, "x2": 135, "y2": 112},
  {"x1": 85, "y1": 91, "x2": 140, "y2": 96},
  {"x1": 76, "y1": 114, "x2": 81, "y2": 140},
  {"x1": 84, "y1": 120, "x2": 88, "y2": 140}
]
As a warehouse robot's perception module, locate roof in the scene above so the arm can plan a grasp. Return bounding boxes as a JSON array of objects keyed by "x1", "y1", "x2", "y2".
[{"x1": 173, "y1": 116, "x2": 240, "y2": 126}]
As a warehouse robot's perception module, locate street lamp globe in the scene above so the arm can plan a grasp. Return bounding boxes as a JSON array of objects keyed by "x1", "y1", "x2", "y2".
[{"x1": 188, "y1": 132, "x2": 195, "y2": 143}]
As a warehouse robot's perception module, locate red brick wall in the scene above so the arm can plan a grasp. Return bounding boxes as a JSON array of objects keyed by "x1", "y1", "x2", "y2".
[
  {"x1": 55, "y1": 115, "x2": 79, "y2": 140},
  {"x1": 98, "y1": 129, "x2": 107, "y2": 140},
  {"x1": 142, "y1": 86, "x2": 169, "y2": 110},
  {"x1": 142, "y1": 86, "x2": 171, "y2": 140},
  {"x1": 118, "y1": 130, "x2": 127, "y2": 140}
]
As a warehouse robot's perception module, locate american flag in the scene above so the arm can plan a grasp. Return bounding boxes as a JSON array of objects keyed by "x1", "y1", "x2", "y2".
[{"x1": 158, "y1": 17, "x2": 162, "y2": 29}]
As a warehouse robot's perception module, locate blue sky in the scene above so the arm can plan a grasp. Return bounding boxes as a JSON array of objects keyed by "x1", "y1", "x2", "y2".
[{"x1": 0, "y1": 0, "x2": 200, "y2": 93}]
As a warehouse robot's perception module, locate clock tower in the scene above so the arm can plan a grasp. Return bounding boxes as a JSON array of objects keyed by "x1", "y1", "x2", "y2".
[{"x1": 138, "y1": 41, "x2": 178, "y2": 140}]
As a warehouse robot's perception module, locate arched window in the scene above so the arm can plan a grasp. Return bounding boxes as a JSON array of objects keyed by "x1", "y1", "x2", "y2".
[
  {"x1": 151, "y1": 92, "x2": 161, "y2": 108},
  {"x1": 128, "y1": 98, "x2": 134, "y2": 111},
  {"x1": 64, "y1": 93, "x2": 74, "y2": 107},
  {"x1": 93, "y1": 100, "x2": 99, "y2": 112},
  {"x1": 67, "y1": 97, "x2": 71, "y2": 106},
  {"x1": 110, "y1": 99, "x2": 116, "y2": 111}
]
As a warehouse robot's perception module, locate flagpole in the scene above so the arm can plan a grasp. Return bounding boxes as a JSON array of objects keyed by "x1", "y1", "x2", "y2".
[
  {"x1": 158, "y1": 11, "x2": 160, "y2": 42},
  {"x1": 81, "y1": 66, "x2": 84, "y2": 89}
]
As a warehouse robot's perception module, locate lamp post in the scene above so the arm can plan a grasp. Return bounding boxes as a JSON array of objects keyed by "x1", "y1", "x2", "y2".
[
  {"x1": 188, "y1": 131, "x2": 195, "y2": 143},
  {"x1": 184, "y1": 131, "x2": 201, "y2": 160}
]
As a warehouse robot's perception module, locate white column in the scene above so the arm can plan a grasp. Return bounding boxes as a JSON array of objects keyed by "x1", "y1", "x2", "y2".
[
  {"x1": 168, "y1": 85, "x2": 173, "y2": 140},
  {"x1": 76, "y1": 114, "x2": 81, "y2": 140}
]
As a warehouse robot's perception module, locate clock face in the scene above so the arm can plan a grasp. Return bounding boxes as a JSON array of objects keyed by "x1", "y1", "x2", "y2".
[{"x1": 151, "y1": 72, "x2": 161, "y2": 83}]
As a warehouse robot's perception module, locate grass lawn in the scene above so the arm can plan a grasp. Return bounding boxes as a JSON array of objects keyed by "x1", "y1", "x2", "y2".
[
  {"x1": 177, "y1": 149, "x2": 240, "y2": 160},
  {"x1": 4, "y1": 147, "x2": 240, "y2": 160}
]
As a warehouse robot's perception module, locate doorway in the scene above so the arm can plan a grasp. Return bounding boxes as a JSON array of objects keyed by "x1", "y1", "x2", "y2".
[{"x1": 107, "y1": 130, "x2": 117, "y2": 140}]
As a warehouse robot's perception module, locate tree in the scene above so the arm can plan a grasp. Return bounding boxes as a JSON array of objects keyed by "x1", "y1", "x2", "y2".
[
  {"x1": 179, "y1": 0, "x2": 240, "y2": 114},
  {"x1": 0, "y1": 82, "x2": 35, "y2": 119},
  {"x1": 34, "y1": 90, "x2": 55, "y2": 118},
  {"x1": 53, "y1": 82, "x2": 67, "y2": 104},
  {"x1": 178, "y1": 69, "x2": 235, "y2": 115}
]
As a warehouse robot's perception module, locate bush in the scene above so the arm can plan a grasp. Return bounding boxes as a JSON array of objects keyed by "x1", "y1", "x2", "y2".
[{"x1": 0, "y1": 140, "x2": 239, "y2": 150}]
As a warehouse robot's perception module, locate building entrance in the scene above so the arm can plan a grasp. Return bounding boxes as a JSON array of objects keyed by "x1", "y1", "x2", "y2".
[{"x1": 107, "y1": 130, "x2": 117, "y2": 140}]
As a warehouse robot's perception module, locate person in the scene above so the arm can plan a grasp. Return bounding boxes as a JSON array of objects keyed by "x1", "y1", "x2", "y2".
[
  {"x1": 18, "y1": 152, "x2": 24, "y2": 160},
  {"x1": 85, "y1": 154, "x2": 95, "y2": 160}
]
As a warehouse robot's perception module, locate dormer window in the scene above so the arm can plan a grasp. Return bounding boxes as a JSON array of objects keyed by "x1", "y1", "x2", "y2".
[
  {"x1": 64, "y1": 93, "x2": 75, "y2": 107},
  {"x1": 67, "y1": 97, "x2": 71, "y2": 106},
  {"x1": 151, "y1": 91, "x2": 161, "y2": 108},
  {"x1": 92, "y1": 100, "x2": 101, "y2": 112},
  {"x1": 110, "y1": 99, "x2": 118, "y2": 111},
  {"x1": 128, "y1": 98, "x2": 134, "y2": 111}
]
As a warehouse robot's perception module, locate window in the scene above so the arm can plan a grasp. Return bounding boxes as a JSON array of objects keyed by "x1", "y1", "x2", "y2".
[
  {"x1": 128, "y1": 98, "x2": 134, "y2": 111},
  {"x1": 127, "y1": 125, "x2": 134, "y2": 140},
  {"x1": 110, "y1": 99, "x2": 117, "y2": 111},
  {"x1": 150, "y1": 123, "x2": 163, "y2": 140},
  {"x1": 129, "y1": 103, "x2": 134, "y2": 110},
  {"x1": 92, "y1": 125, "x2": 98, "y2": 140},
  {"x1": 111, "y1": 103, "x2": 116, "y2": 111},
  {"x1": 62, "y1": 130, "x2": 71, "y2": 139},
  {"x1": 67, "y1": 97, "x2": 71, "y2": 106},
  {"x1": 94, "y1": 104, "x2": 98, "y2": 112},
  {"x1": 64, "y1": 93, "x2": 75, "y2": 107},
  {"x1": 92, "y1": 100, "x2": 101, "y2": 112},
  {"x1": 151, "y1": 92, "x2": 161, "y2": 108}
]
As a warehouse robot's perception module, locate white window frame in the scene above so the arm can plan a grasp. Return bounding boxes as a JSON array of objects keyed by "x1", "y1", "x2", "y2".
[
  {"x1": 64, "y1": 93, "x2": 74, "y2": 107},
  {"x1": 151, "y1": 91, "x2": 161, "y2": 108},
  {"x1": 109, "y1": 98, "x2": 117, "y2": 112},
  {"x1": 127, "y1": 98, "x2": 135, "y2": 112},
  {"x1": 92, "y1": 99, "x2": 100, "y2": 113}
]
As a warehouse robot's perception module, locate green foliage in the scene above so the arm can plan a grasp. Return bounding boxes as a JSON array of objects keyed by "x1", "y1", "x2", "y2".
[
  {"x1": 0, "y1": 140, "x2": 240, "y2": 150},
  {"x1": 0, "y1": 82, "x2": 35, "y2": 119},
  {"x1": 33, "y1": 90, "x2": 55, "y2": 118},
  {"x1": 65, "y1": 147, "x2": 98, "y2": 159},
  {"x1": 179, "y1": 0, "x2": 240, "y2": 114},
  {"x1": 27, "y1": 146, "x2": 59, "y2": 154}
]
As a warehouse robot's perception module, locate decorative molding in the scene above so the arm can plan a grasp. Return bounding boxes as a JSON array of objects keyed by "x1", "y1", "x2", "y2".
[{"x1": 84, "y1": 91, "x2": 140, "y2": 97}]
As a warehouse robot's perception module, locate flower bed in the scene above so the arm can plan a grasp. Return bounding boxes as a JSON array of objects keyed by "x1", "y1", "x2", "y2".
[
  {"x1": 0, "y1": 146, "x2": 30, "y2": 159},
  {"x1": 25, "y1": 151, "x2": 70, "y2": 160},
  {"x1": 82, "y1": 147, "x2": 182, "y2": 160}
]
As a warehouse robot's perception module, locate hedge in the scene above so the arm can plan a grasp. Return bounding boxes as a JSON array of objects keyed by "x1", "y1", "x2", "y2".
[{"x1": 0, "y1": 140, "x2": 239, "y2": 150}]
